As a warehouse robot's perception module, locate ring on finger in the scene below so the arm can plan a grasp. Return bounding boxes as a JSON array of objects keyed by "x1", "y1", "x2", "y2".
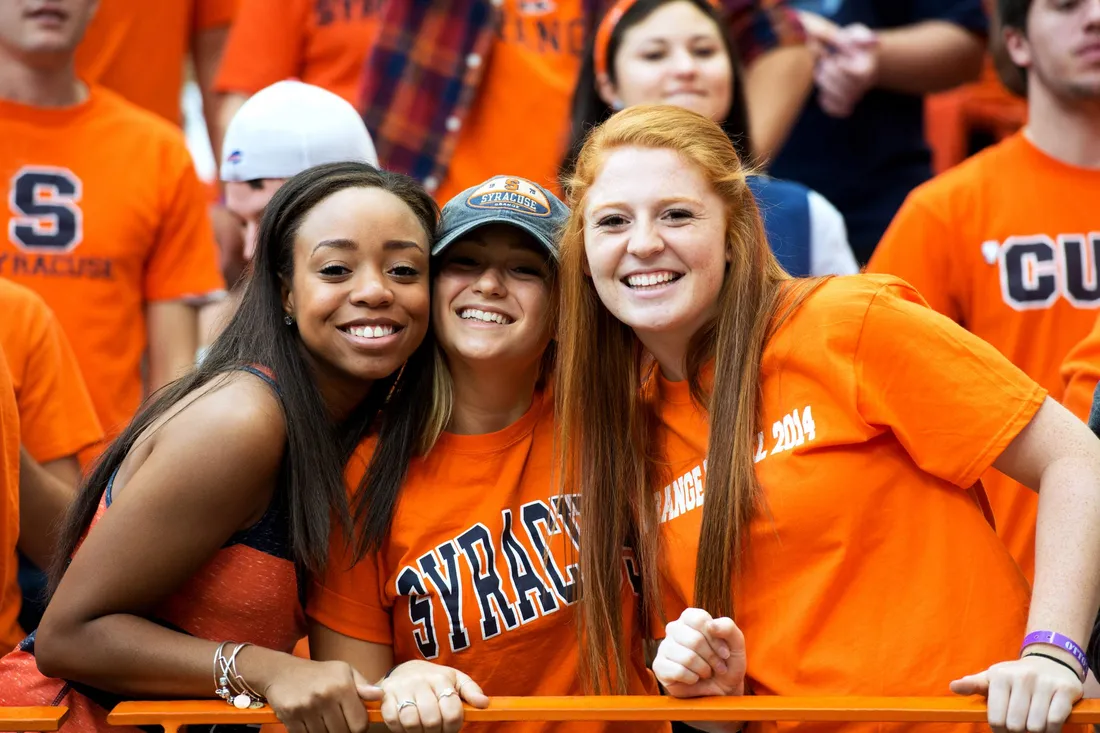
[
  {"x1": 397, "y1": 700, "x2": 417, "y2": 711},
  {"x1": 438, "y1": 688, "x2": 456, "y2": 699},
  {"x1": 455, "y1": 680, "x2": 465, "y2": 692}
]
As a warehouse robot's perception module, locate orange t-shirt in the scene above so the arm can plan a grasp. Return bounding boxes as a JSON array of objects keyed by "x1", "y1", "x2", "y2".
[
  {"x1": 76, "y1": 0, "x2": 238, "y2": 125},
  {"x1": 866, "y1": 132, "x2": 1100, "y2": 582},
  {"x1": 0, "y1": 346, "x2": 22, "y2": 648},
  {"x1": 655, "y1": 276, "x2": 1040, "y2": 733},
  {"x1": 1061, "y1": 315, "x2": 1100, "y2": 422},
  {"x1": 435, "y1": 0, "x2": 584, "y2": 202},
  {"x1": 0, "y1": 87, "x2": 225, "y2": 447},
  {"x1": 214, "y1": 0, "x2": 379, "y2": 105},
  {"x1": 0, "y1": 279, "x2": 102, "y2": 465},
  {"x1": 310, "y1": 392, "x2": 665, "y2": 733}
]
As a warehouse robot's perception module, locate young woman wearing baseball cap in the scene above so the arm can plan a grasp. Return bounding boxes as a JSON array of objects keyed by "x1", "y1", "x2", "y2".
[
  {"x1": 308, "y1": 175, "x2": 667, "y2": 733},
  {"x1": 557, "y1": 104, "x2": 1100, "y2": 733}
]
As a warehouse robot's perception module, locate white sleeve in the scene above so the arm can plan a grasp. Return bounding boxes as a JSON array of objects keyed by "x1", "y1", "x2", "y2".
[{"x1": 807, "y1": 189, "x2": 860, "y2": 275}]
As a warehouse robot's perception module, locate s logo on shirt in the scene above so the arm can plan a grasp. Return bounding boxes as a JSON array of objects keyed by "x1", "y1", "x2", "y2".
[
  {"x1": 8, "y1": 166, "x2": 83, "y2": 253},
  {"x1": 994, "y1": 234, "x2": 1100, "y2": 310}
]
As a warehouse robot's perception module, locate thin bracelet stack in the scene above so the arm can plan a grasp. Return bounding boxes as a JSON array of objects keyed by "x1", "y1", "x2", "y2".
[{"x1": 213, "y1": 641, "x2": 267, "y2": 709}]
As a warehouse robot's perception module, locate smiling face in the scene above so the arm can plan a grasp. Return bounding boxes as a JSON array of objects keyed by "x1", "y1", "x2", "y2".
[
  {"x1": 283, "y1": 185, "x2": 431, "y2": 394},
  {"x1": 433, "y1": 223, "x2": 554, "y2": 374},
  {"x1": 583, "y1": 145, "x2": 727, "y2": 360},
  {"x1": 1006, "y1": 0, "x2": 1100, "y2": 101},
  {"x1": 604, "y1": 1, "x2": 733, "y2": 123}
]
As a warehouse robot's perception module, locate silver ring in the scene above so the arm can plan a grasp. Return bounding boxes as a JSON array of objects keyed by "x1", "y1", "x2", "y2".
[
  {"x1": 397, "y1": 700, "x2": 417, "y2": 712},
  {"x1": 438, "y1": 688, "x2": 456, "y2": 699}
]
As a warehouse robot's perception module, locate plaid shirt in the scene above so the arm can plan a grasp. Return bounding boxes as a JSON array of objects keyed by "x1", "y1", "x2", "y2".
[{"x1": 360, "y1": 0, "x2": 805, "y2": 192}]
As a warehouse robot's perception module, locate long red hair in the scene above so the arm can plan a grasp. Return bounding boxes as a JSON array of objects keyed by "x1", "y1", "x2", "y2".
[{"x1": 556, "y1": 104, "x2": 823, "y2": 691}]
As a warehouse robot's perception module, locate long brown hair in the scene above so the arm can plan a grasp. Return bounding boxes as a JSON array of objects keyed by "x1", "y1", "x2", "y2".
[{"x1": 557, "y1": 104, "x2": 823, "y2": 690}]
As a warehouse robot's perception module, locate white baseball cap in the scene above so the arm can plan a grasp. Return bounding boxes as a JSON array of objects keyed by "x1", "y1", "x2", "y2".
[{"x1": 220, "y1": 80, "x2": 379, "y2": 182}]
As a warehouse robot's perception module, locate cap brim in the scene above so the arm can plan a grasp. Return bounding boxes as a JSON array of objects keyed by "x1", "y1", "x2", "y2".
[{"x1": 431, "y1": 218, "x2": 560, "y2": 260}]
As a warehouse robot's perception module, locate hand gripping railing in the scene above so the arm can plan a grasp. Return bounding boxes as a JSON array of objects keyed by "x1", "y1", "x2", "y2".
[
  {"x1": 105, "y1": 697, "x2": 1100, "y2": 733},
  {"x1": 0, "y1": 706, "x2": 69, "y2": 731}
]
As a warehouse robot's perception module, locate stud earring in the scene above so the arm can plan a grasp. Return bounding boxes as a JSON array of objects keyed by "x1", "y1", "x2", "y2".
[
  {"x1": 284, "y1": 314, "x2": 294, "y2": 326},
  {"x1": 611, "y1": 99, "x2": 625, "y2": 111}
]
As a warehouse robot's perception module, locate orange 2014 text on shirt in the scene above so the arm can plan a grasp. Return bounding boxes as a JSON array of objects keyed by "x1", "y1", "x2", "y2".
[{"x1": 655, "y1": 276, "x2": 1040, "y2": 733}]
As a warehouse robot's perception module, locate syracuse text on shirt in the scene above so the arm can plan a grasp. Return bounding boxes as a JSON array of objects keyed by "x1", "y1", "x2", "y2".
[{"x1": 394, "y1": 493, "x2": 642, "y2": 660}]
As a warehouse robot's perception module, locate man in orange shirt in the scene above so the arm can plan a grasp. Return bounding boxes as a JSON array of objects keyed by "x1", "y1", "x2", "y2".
[
  {"x1": 867, "y1": 0, "x2": 1100, "y2": 582},
  {"x1": 0, "y1": 278, "x2": 102, "y2": 633},
  {"x1": 0, "y1": 0, "x2": 226, "y2": 458},
  {"x1": 0, "y1": 345, "x2": 24, "y2": 649},
  {"x1": 76, "y1": 0, "x2": 237, "y2": 154},
  {"x1": 214, "y1": 0, "x2": 375, "y2": 126}
]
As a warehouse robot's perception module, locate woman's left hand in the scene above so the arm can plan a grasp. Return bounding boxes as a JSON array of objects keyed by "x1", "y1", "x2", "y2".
[{"x1": 950, "y1": 654, "x2": 1083, "y2": 733}]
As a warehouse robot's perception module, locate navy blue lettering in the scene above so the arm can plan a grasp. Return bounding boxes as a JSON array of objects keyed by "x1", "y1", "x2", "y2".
[
  {"x1": 456, "y1": 524, "x2": 518, "y2": 639},
  {"x1": 500, "y1": 509, "x2": 557, "y2": 622},
  {"x1": 395, "y1": 567, "x2": 438, "y2": 659},
  {"x1": 1062, "y1": 234, "x2": 1100, "y2": 305},
  {"x1": 418, "y1": 543, "x2": 470, "y2": 652},
  {"x1": 9, "y1": 169, "x2": 82, "y2": 251},
  {"x1": 522, "y1": 501, "x2": 577, "y2": 605}
]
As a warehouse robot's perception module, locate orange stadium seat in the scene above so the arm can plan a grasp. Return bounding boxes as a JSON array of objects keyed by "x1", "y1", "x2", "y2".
[{"x1": 0, "y1": 706, "x2": 69, "y2": 731}]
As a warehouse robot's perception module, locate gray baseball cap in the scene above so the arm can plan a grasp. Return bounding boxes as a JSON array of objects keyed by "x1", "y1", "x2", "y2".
[{"x1": 433, "y1": 175, "x2": 568, "y2": 259}]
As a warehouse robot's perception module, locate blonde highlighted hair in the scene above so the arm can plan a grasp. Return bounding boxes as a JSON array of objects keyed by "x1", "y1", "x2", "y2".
[{"x1": 556, "y1": 104, "x2": 824, "y2": 692}]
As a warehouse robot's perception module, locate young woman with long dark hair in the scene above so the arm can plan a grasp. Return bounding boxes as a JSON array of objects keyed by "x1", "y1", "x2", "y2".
[{"x1": 0, "y1": 162, "x2": 438, "y2": 733}]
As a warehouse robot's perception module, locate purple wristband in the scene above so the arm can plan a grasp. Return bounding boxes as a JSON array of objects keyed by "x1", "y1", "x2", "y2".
[{"x1": 1021, "y1": 631, "x2": 1089, "y2": 678}]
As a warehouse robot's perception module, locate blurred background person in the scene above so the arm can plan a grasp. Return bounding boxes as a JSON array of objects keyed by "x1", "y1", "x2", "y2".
[
  {"x1": 0, "y1": 0, "x2": 226, "y2": 460},
  {"x1": 868, "y1": 0, "x2": 1100, "y2": 582},
  {"x1": 565, "y1": 0, "x2": 859, "y2": 276},
  {"x1": 769, "y1": 0, "x2": 988, "y2": 264},
  {"x1": 358, "y1": 0, "x2": 815, "y2": 203}
]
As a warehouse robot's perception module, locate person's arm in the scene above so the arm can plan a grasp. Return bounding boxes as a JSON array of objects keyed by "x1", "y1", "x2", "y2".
[
  {"x1": 806, "y1": 189, "x2": 859, "y2": 276},
  {"x1": 951, "y1": 397, "x2": 1100, "y2": 727},
  {"x1": 192, "y1": 25, "x2": 231, "y2": 167},
  {"x1": 310, "y1": 622, "x2": 489, "y2": 733},
  {"x1": 742, "y1": 46, "x2": 814, "y2": 162},
  {"x1": 801, "y1": 13, "x2": 985, "y2": 118},
  {"x1": 147, "y1": 301, "x2": 201, "y2": 393},
  {"x1": 17, "y1": 449, "x2": 79, "y2": 570},
  {"x1": 871, "y1": 21, "x2": 986, "y2": 95},
  {"x1": 33, "y1": 376, "x2": 379, "y2": 731}
]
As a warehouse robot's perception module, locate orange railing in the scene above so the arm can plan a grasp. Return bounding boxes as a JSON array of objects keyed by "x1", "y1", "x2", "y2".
[
  {"x1": 104, "y1": 697, "x2": 1100, "y2": 733},
  {"x1": 0, "y1": 706, "x2": 68, "y2": 732}
]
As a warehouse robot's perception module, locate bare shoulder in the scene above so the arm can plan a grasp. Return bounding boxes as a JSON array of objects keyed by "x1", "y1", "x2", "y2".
[{"x1": 153, "y1": 370, "x2": 287, "y2": 471}]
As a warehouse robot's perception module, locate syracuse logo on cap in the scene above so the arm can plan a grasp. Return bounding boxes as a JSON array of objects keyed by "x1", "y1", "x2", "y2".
[{"x1": 466, "y1": 177, "x2": 551, "y2": 218}]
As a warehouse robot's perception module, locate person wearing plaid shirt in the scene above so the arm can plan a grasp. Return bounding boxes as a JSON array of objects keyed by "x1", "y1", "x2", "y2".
[{"x1": 357, "y1": 0, "x2": 811, "y2": 203}]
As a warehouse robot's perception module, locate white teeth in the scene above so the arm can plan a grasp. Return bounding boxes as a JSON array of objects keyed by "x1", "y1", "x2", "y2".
[
  {"x1": 626, "y1": 272, "x2": 678, "y2": 288},
  {"x1": 458, "y1": 308, "x2": 513, "y2": 325},
  {"x1": 345, "y1": 324, "x2": 395, "y2": 339}
]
